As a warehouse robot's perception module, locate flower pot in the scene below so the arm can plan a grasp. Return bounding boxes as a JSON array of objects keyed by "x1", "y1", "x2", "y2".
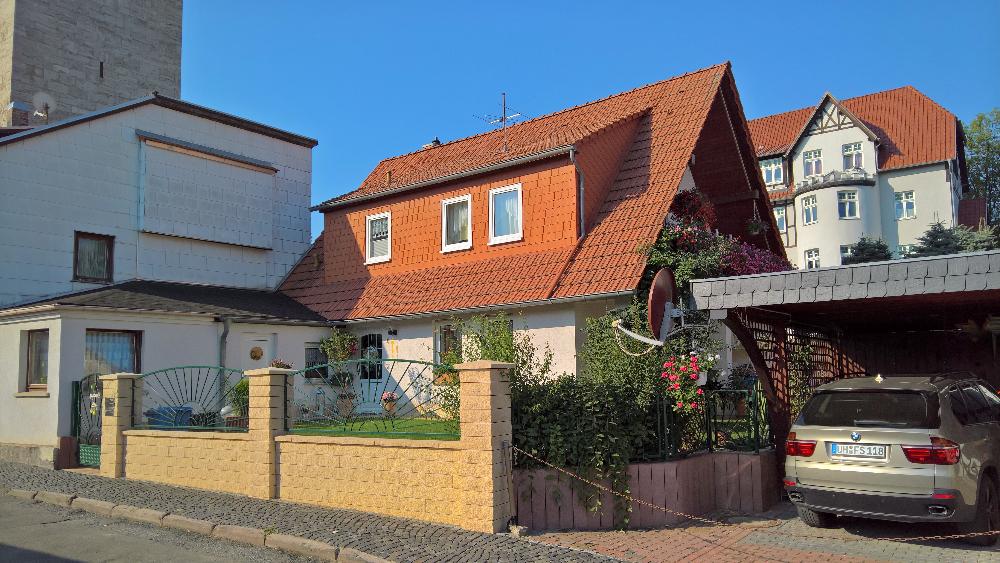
[{"x1": 382, "y1": 400, "x2": 397, "y2": 415}]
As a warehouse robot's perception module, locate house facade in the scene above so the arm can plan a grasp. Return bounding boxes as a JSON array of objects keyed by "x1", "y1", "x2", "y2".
[
  {"x1": 748, "y1": 88, "x2": 974, "y2": 269},
  {"x1": 281, "y1": 63, "x2": 783, "y2": 376}
]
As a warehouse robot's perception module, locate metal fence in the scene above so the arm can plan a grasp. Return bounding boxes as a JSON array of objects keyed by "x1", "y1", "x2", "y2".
[
  {"x1": 132, "y1": 366, "x2": 249, "y2": 432},
  {"x1": 285, "y1": 358, "x2": 460, "y2": 440},
  {"x1": 635, "y1": 381, "x2": 772, "y2": 462}
]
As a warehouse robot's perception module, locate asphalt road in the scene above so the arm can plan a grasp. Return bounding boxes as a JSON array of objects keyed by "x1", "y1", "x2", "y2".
[{"x1": 0, "y1": 496, "x2": 311, "y2": 563}]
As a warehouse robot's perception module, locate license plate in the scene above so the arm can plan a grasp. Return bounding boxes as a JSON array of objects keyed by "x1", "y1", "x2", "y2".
[{"x1": 830, "y1": 443, "x2": 887, "y2": 460}]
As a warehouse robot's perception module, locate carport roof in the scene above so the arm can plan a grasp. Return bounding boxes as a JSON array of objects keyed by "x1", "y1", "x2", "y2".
[
  {"x1": 690, "y1": 250, "x2": 1000, "y2": 331},
  {"x1": 0, "y1": 280, "x2": 330, "y2": 324}
]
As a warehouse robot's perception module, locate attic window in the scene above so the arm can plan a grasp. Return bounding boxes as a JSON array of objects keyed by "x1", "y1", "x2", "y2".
[
  {"x1": 760, "y1": 158, "x2": 783, "y2": 187},
  {"x1": 489, "y1": 184, "x2": 523, "y2": 245},
  {"x1": 365, "y1": 212, "x2": 391, "y2": 264}
]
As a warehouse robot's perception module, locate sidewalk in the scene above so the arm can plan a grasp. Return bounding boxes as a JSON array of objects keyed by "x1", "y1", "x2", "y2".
[
  {"x1": 529, "y1": 503, "x2": 1000, "y2": 562},
  {"x1": 0, "y1": 462, "x2": 611, "y2": 562}
]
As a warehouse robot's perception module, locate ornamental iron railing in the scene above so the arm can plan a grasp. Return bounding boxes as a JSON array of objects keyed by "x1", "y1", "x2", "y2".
[
  {"x1": 286, "y1": 357, "x2": 460, "y2": 440},
  {"x1": 132, "y1": 366, "x2": 249, "y2": 432}
]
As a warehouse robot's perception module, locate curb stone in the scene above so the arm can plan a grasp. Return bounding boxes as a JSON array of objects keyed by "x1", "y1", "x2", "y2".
[
  {"x1": 71, "y1": 497, "x2": 116, "y2": 516},
  {"x1": 265, "y1": 533, "x2": 339, "y2": 561},
  {"x1": 213, "y1": 524, "x2": 267, "y2": 547},
  {"x1": 20, "y1": 489, "x2": 397, "y2": 562},
  {"x1": 111, "y1": 504, "x2": 167, "y2": 526},
  {"x1": 163, "y1": 514, "x2": 216, "y2": 535},
  {"x1": 35, "y1": 490, "x2": 76, "y2": 507},
  {"x1": 6, "y1": 489, "x2": 37, "y2": 502}
]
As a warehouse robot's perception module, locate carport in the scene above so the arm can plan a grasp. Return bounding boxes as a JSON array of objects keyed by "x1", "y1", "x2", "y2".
[{"x1": 689, "y1": 250, "x2": 1000, "y2": 447}]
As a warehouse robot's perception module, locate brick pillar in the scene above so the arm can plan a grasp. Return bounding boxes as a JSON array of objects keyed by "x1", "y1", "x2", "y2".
[
  {"x1": 455, "y1": 360, "x2": 514, "y2": 533},
  {"x1": 243, "y1": 367, "x2": 292, "y2": 499},
  {"x1": 99, "y1": 373, "x2": 141, "y2": 478}
]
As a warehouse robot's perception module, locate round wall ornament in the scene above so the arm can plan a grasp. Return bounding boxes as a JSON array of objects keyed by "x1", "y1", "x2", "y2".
[{"x1": 249, "y1": 346, "x2": 264, "y2": 361}]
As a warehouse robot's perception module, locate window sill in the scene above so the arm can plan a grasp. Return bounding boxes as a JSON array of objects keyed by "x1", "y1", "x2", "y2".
[
  {"x1": 365, "y1": 256, "x2": 391, "y2": 266},
  {"x1": 72, "y1": 277, "x2": 112, "y2": 284},
  {"x1": 488, "y1": 234, "x2": 523, "y2": 246},
  {"x1": 441, "y1": 243, "x2": 472, "y2": 254},
  {"x1": 896, "y1": 216, "x2": 917, "y2": 221},
  {"x1": 838, "y1": 217, "x2": 861, "y2": 221},
  {"x1": 14, "y1": 391, "x2": 50, "y2": 398}
]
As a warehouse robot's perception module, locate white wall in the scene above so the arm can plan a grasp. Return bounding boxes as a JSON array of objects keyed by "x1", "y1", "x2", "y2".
[
  {"x1": 794, "y1": 183, "x2": 882, "y2": 267},
  {"x1": 0, "y1": 312, "x2": 63, "y2": 447},
  {"x1": 0, "y1": 103, "x2": 313, "y2": 306},
  {"x1": 878, "y1": 163, "x2": 955, "y2": 253}
]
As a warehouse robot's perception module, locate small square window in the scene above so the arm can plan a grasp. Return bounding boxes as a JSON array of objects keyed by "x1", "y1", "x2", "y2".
[
  {"x1": 441, "y1": 195, "x2": 472, "y2": 252},
  {"x1": 489, "y1": 184, "x2": 523, "y2": 245},
  {"x1": 74, "y1": 232, "x2": 114, "y2": 283},
  {"x1": 304, "y1": 345, "x2": 328, "y2": 379},
  {"x1": 25, "y1": 329, "x2": 49, "y2": 390},
  {"x1": 804, "y1": 248, "x2": 820, "y2": 269},
  {"x1": 837, "y1": 190, "x2": 859, "y2": 219},
  {"x1": 774, "y1": 207, "x2": 786, "y2": 233},
  {"x1": 365, "y1": 212, "x2": 391, "y2": 264}
]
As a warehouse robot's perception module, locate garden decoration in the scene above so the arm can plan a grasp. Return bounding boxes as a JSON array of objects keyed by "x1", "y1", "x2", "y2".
[{"x1": 381, "y1": 391, "x2": 399, "y2": 414}]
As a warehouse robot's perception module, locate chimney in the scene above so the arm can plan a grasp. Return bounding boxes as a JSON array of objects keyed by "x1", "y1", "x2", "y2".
[{"x1": 421, "y1": 137, "x2": 442, "y2": 150}]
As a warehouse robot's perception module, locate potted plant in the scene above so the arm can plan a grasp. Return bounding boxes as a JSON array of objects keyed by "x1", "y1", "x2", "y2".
[
  {"x1": 433, "y1": 349, "x2": 461, "y2": 385},
  {"x1": 381, "y1": 391, "x2": 399, "y2": 415},
  {"x1": 269, "y1": 358, "x2": 293, "y2": 369},
  {"x1": 747, "y1": 217, "x2": 766, "y2": 236},
  {"x1": 727, "y1": 364, "x2": 756, "y2": 417}
]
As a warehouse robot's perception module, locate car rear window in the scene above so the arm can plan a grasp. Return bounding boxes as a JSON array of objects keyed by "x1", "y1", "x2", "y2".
[{"x1": 799, "y1": 391, "x2": 939, "y2": 429}]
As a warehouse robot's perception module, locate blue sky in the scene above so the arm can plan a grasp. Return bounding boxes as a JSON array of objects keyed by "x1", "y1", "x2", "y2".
[{"x1": 182, "y1": 1, "x2": 1000, "y2": 237}]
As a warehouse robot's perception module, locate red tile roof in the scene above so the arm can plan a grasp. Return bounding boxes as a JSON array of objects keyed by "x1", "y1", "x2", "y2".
[
  {"x1": 284, "y1": 62, "x2": 769, "y2": 320},
  {"x1": 748, "y1": 86, "x2": 961, "y2": 170}
]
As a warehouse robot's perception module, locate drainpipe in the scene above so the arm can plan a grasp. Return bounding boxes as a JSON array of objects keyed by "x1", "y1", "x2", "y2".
[
  {"x1": 569, "y1": 147, "x2": 585, "y2": 238},
  {"x1": 218, "y1": 317, "x2": 232, "y2": 368}
]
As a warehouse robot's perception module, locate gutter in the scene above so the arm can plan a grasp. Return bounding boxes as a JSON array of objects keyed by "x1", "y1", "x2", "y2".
[
  {"x1": 337, "y1": 290, "x2": 633, "y2": 324},
  {"x1": 569, "y1": 147, "x2": 586, "y2": 237},
  {"x1": 218, "y1": 317, "x2": 232, "y2": 368},
  {"x1": 314, "y1": 145, "x2": 576, "y2": 211}
]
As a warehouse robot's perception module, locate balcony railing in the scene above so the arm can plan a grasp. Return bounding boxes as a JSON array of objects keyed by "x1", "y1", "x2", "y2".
[{"x1": 795, "y1": 168, "x2": 875, "y2": 193}]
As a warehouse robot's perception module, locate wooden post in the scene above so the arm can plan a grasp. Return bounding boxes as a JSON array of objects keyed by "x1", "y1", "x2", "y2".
[
  {"x1": 99, "y1": 373, "x2": 141, "y2": 478},
  {"x1": 455, "y1": 360, "x2": 514, "y2": 533}
]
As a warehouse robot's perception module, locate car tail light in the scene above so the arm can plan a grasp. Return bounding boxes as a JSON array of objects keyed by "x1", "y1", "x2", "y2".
[
  {"x1": 901, "y1": 437, "x2": 960, "y2": 465},
  {"x1": 785, "y1": 432, "x2": 817, "y2": 457},
  {"x1": 932, "y1": 491, "x2": 956, "y2": 500},
  {"x1": 783, "y1": 478, "x2": 797, "y2": 487}
]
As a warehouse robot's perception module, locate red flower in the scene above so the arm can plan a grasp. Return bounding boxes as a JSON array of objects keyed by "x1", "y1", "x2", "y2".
[
  {"x1": 696, "y1": 388, "x2": 704, "y2": 395},
  {"x1": 661, "y1": 372, "x2": 668, "y2": 379},
  {"x1": 689, "y1": 374, "x2": 697, "y2": 380},
  {"x1": 676, "y1": 401, "x2": 684, "y2": 408},
  {"x1": 679, "y1": 366, "x2": 687, "y2": 372}
]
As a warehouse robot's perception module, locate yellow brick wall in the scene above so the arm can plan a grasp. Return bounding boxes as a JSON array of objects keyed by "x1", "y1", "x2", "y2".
[
  {"x1": 276, "y1": 435, "x2": 475, "y2": 528},
  {"x1": 122, "y1": 430, "x2": 273, "y2": 498}
]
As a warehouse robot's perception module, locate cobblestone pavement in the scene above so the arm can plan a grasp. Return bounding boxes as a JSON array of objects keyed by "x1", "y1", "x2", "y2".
[
  {"x1": 0, "y1": 462, "x2": 612, "y2": 563},
  {"x1": 530, "y1": 502, "x2": 1000, "y2": 562}
]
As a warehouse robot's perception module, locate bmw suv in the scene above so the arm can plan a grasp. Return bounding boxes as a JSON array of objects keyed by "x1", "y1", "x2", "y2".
[{"x1": 784, "y1": 373, "x2": 1000, "y2": 545}]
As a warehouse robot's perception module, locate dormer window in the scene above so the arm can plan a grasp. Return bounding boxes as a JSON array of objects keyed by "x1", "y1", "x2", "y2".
[
  {"x1": 365, "y1": 212, "x2": 391, "y2": 264},
  {"x1": 842, "y1": 142, "x2": 863, "y2": 169},
  {"x1": 441, "y1": 195, "x2": 472, "y2": 252},
  {"x1": 760, "y1": 158, "x2": 783, "y2": 188},
  {"x1": 489, "y1": 183, "x2": 523, "y2": 245},
  {"x1": 803, "y1": 149, "x2": 822, "y2": 177}
]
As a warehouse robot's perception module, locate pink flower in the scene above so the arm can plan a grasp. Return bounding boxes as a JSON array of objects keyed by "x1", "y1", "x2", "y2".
[
  {"x1": 676, "y1": 401, "x2": 684, "y2": 408},
  {"x1": 679, "y1": 366, "x2": 687, "y2": 372},
  {"x1": 663, "y1": 361, "x2": 674, "y2": 368},
  {"x1": 689, "y1": 374, "x2": 697, "y2": 380},
  {"x1": 672, "y1": 383, "x2": 680, "y2": 390},
  {"x1": 690, "y1": 402, "x2": 698, "y2": 408},
  {"x1": 661, "y1": 372, "x2": 668, "y2": 379},
  {"x1": 696, "y1": 388, "x2": 704, "y2": 395},
  {"x1": 668, "y1": 375, "x2": 678, "y2": 382}
]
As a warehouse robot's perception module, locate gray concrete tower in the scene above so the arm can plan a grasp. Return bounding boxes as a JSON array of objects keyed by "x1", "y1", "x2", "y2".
[{"x1": 0, "y1": 0, "x2": 182, "y2": 127}]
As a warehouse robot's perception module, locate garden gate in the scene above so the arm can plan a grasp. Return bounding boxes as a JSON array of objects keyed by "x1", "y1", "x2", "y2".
[{"x1": 71, "y1": 374, "x2": 103, "y2": 467}]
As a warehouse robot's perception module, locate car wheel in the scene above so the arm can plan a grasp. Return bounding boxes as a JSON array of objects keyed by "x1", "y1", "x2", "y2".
[
  {"x1": 961, "y1": 476, "x2": 1000, "y2": 546},
  {"x1": 796, "y1": 505, "x2": 836, "y2": 528}
]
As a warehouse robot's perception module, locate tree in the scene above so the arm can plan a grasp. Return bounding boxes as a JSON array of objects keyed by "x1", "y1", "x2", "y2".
[
  {"x1": 955, "y1": 224, "x2": 1000, "y2": 252},
  {"x1": 842, "y1": 236, "x2": 892, "y2": 264},
  {"x1": 965, "y1": 109, "x2": 1000, "y2": 224},
  {"x1": 911, "y1": 222, "x2": 963, "y2": 257}
]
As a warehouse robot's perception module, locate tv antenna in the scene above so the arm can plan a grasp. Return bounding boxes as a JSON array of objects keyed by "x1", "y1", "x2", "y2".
[{"x1": 475, "y1": 92, "x2": 526, "y2": 153}]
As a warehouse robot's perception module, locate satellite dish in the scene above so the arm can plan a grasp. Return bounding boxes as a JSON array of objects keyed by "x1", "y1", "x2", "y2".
[
  {"x1": 648, "y1": 268, "x2": 678, "y2": 342},
  {"x1": 612, "y1": 268, "x2": 682, "y2": 348}
]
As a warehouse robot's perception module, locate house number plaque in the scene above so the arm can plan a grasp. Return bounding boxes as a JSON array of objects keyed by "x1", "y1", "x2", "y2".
[{"x1": 104, "y1": 397, "x2": 116, "y2": 416}]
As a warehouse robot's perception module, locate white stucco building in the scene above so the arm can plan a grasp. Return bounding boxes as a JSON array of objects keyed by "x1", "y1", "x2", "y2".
[
  {"x1": 748, "y1": 87, "x2": 979, "y2": 269},
  {"x1": 0, "y1": 97, "x2": 332, "y2": 467}
]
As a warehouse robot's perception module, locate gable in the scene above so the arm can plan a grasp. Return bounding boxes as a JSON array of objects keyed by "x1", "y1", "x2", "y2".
[{"x1": 804, "y1": 99, "x2": 858, "y2": 136}]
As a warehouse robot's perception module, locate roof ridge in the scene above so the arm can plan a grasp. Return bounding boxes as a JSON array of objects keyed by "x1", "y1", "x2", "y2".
[
  {"x1": 373, "y1": 62, "x2": 730, "y2": 166},
  {"x1": 748, "y1": 84, "x2": 931, "y2": 124}
]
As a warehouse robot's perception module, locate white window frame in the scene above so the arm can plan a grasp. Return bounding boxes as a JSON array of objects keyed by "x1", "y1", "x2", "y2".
[
  {"x1": 441, "y1": 194, "x2": 473, "y2": 253},
  {"x1": 488, "y1": 183, "x2": 523, "y2": 245},
  {"x1": 774, "y1": 206, "x2": 786, "y2": 233},
  {"x1": 840, "y1": 245, "x2": 855, "y2": 264},
  {"x1": 803, "y1": 149, "x2": 823, "y2": 177},
  {"x1": 898, "y1": 244, "x2": 916, "y2": 258},
  {"x1": 804, "y1": 248, "x2": 820, "y2": 269},
  {"x1": 842, "y1": 142, "x2": 863, "y2": 169},
  {"x1": 365, "y1": 211, "x2": 392, "y2": 265},
  {"x1": 802, "y1": 195, "x2": 818, "y2": 225},
  {"x1": 837, "y1": 190, "x2": 860, "y2": 219},
  {"x1": 760, "y1": 158, "x2": 784, "y2": 188},
  {"x1": 895, "y1": 191, "x2": 916, "y2": 221}
]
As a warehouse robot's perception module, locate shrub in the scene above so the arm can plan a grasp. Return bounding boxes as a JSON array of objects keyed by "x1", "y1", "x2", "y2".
[
  {"x1": 229, "y1": 378, "x2": 249, "y2": 417},
  {"x1": 842, "y1": 236, "x2": 892, "y2": 264},
  {"x1": 319, "y1": 328, "x2": 358, "y2": 362}
]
